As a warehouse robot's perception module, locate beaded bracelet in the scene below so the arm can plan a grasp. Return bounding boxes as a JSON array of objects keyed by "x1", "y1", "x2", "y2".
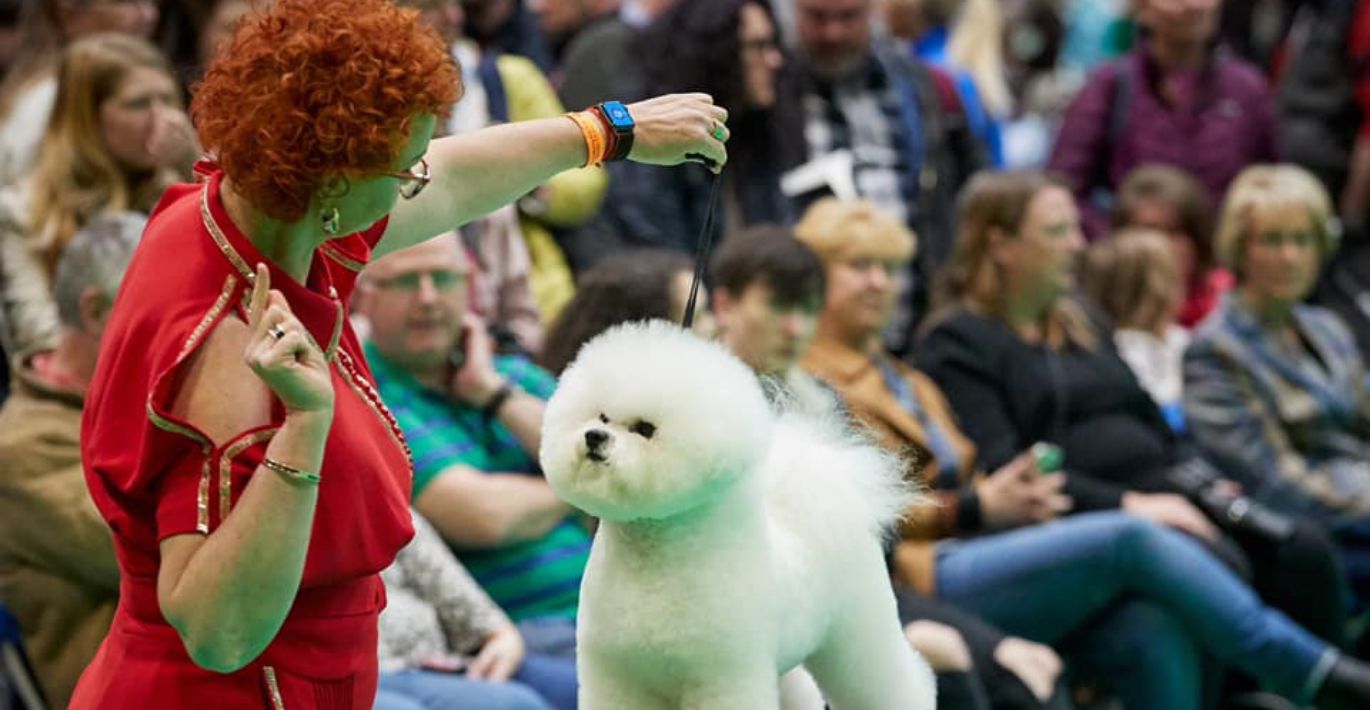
[
  {"x1": 262, "y1": 457, "x2": 321, "y2": 486},
  {"x1": 565, "y1": 111, "x2": 609, "y2": 167}
]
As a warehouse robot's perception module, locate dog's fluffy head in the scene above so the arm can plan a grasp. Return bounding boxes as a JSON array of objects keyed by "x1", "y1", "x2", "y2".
[{"x1": 540, "y1": 321, "x2": 774, "y2": 522}]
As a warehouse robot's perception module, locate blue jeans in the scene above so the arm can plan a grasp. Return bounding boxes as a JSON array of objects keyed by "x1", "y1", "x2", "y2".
[
  {"x1": 934, "y1": 512, "x2": 1338, "y2": 703},
  {"x1": 516, "y1": 616, "x2": 577, "y2": 659},
  {"x1": 375, "y1": 670, "x2": 550, "y2": 710},
  {"x1": 376, "y1": 655, "x2": 578, "y2": 710}
]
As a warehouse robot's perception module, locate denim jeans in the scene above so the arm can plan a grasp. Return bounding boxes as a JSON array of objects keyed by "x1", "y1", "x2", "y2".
[
  {"x1": 934, "y1": 512, "x2": 1337, "y2": 704},
  {"x1": 374, "y1": 670, "x2": 551, "y2": 710},
  {"x1": 375, "y1": 654, "x2": 578, "y2": 710},
  {"x1": 516, "y1": 616, "x2": 578, "y2": 659}
]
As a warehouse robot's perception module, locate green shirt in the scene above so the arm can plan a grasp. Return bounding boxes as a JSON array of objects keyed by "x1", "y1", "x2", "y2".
[{"x1": 365, "y1": 342, "x2": 589, "y2": 620}]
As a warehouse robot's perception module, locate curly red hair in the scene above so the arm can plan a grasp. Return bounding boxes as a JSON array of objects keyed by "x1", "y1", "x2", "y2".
[{"x1": 191, "y1": 0, "x2": 461, "y2": 221}]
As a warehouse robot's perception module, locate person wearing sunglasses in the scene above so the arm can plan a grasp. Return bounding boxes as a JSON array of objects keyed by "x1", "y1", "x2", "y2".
[{"x1": 70, "y1": 0, "x2": 727, "y2": 706}]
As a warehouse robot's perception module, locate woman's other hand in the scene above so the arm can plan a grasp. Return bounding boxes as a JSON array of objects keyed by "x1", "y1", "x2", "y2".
[{"x1": 625, "y1": 93, "x2": 730, "y2": 172}]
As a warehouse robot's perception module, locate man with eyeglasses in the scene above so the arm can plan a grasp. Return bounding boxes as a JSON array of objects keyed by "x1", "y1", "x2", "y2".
[{"x1": 355, "y1": 236, "x2": 588, "y2": 659}]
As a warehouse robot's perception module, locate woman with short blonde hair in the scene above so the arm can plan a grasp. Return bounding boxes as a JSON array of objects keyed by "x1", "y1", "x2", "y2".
[{"x1": 1185, "y1": 164, "x2": 1370, "y2": 611}]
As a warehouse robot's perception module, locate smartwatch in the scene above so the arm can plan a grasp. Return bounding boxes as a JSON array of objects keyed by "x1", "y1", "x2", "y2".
[{"x1": 594, "y1": 101, "x2": 635, "y2": 161}]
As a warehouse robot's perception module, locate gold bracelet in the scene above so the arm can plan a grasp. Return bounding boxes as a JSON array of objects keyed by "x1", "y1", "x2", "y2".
[
  {"x1": 565, "y1": 111, "x2": 608, "y2": 167},
  {"x1": 261, "y1": 457, "x2": 321, "y2": 486}
]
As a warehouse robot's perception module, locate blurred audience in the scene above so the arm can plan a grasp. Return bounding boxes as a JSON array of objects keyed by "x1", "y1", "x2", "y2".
[
  {"x1": 790, "y1": 0, "x2": 988, "y2": 355},
  {"x1": 0, "y1": 33, "x2": 197, "y2": 359},
  {"x1": 377, "y1": 509, "x2": 576, "y2": 710},
  {"x1": 0, "y1": 0, "x2": 159, "y2": 187},
  {"x1": 1184, "y1": 164, "x2": 1370, "y2": 610},
  {"x1": 408, "y1": 0, "x2": 606, "y2": 324},
  {"x1": 1110, "y1": 164, "x2": 1230, "y2": 328},
  {"x1": 792, "y1": 196, "x2": 1370, "y2": 709},
  {"x1": 540, "y1": 249, "x2": 706, "y2": 375},
  {"x1": 554, "y1": 0, "x2": 676, "y2": 111},
  {"x1": 0, "y1": 213, "x2": 141, "y2": 708},
  {"x1": 580, "y1": 0, "x2": 796, "y2": 261},
  {"x1": 356, "y1": 238, "x2": 589, "y2": 657},
  {"x1": 1049, "y1": 0, "x2": 1277, "y2": 238},
  {"x1": 917, "y1": 170, "x2": 1350, "y2": 650},
  {"x1": 1080, "y1": 228, "x2": 1189, "y2": 432}
]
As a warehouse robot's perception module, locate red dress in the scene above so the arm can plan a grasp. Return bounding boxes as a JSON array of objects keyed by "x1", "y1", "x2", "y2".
[{"x1": 70, "y1": 166, "x2": 415, "y2": 709}]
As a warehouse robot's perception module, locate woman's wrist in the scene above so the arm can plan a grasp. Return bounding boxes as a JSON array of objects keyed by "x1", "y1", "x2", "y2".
[{"x1": 283, "y1": 407, "x2": 334, "y2": 439}]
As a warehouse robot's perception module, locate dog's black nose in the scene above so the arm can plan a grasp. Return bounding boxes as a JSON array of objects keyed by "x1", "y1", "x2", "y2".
[{"x1": 585, "y1": 429, "x2": 609, "y2": 450}]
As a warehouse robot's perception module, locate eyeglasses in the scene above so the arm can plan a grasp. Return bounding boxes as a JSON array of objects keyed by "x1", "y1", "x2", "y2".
[
  {"x1": 387, "y1": 158, "x2": 431, "y2": 200},
  {"x1": 372, "y1": 269, "x2": 465, "y2": 292}
]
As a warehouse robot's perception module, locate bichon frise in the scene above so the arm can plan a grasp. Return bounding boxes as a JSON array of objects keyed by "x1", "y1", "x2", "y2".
[{"x1": 540, "y1": 321, "x2": 936, "y2": 709}]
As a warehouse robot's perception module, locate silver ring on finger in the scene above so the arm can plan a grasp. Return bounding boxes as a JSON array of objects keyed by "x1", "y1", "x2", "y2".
[{"x1": 269, "y1": 324, "x2": 287, "y2": 341}]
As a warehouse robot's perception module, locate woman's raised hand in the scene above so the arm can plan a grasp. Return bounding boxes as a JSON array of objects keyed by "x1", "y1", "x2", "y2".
[
  {"x1": 244, "y1": 263, "x2": 335, "y2": 417},
  {"x1": 625, "y1": 93, "x2": 731, "y2": 172}
]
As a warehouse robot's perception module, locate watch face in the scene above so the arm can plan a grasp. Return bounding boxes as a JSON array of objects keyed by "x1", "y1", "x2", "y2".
[{"x1": 603, "y1": 101, "x2": 635, "y2": 130}]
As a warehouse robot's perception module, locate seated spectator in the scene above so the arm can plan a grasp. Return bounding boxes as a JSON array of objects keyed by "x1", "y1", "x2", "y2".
[
  {"x1": 712, "y1": 224, "x2": 1066, "y2": 710},
  {"x1": 356, "y1": 237, "x2": 589, "y2": 658},
  {"x1": 917, "y1": 170, "x2": 1352, "y2": 672},
  {"x1": 0, "y1": 0, "x2": 159, "y2": 186},
  {"x1": 1048, "y1": 0, "x2": 1276, "y2": 238},
  {"x1": 1080, "y1": 228, "x2": 1189, "y2": 431},
  {"x1": 1112, "y1": 164, "x2": 1232, "y2": 327},
  {"x1": 0, "y1": 212, "x2": 142, "y2": 708},
  {"x1": 404, "y1": 0, "x2": 607, "y2": 321},
  {"x1": 377, "y1": 509, "x2": 576, "y2": 710},
  {"x1": 580, "y1": 0, "x2": 797, "y2": 261},
  {"x1": 1184, "y1": 164, "x2": 1370, "y2": 609},
  {"x1": 539, "y1": 249, "x2": 707, "y2": 375},
  {"x1": 792, "y1": 196, "x2": 1370, "y2": 707},
  {"x1": 783, "y1": 196, "x2": 1370, "y2": 710},
  {"x1": 0, "y1": 33, "x2": 198, "y2": 357},
  {"x1": 790, "y1": 0, "x2": 989, "y2": 353}
]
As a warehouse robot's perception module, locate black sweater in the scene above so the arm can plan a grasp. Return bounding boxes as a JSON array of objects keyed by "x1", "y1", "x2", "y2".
[{"x1": 915, "y1": 309, "x2": 1179, "y2": 511}]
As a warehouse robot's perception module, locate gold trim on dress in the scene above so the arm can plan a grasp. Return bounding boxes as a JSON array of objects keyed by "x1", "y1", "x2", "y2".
[
  {"x1": 200, "y1": 186, "x2": 254, "y2": 280},
  {"x1": 263, "y1": 666, "x2": 286, "y2": 710},
  {"x1": 320, "y1": 242, "x2": 365, "y2": 272},
  {"x1": 335, "y1": 348, "x2": 413, "y2": 464},
  {"x1": 218, "y1": 428, "x2": 280, "y2": 523},
  {"x1": 179, "y1": 276, "x2": 238, "y2": 361},
  {"x1": 147, "y1": 405, "x2": 214, "y2": 533},
  {"x1": 325, "y1": 303, "x2": 343, "y2": 362}
]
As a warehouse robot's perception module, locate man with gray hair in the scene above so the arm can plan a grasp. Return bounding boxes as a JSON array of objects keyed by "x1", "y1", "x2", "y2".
[{"x1": 0, "y1": 211, "x2": 143, "y2": 708}]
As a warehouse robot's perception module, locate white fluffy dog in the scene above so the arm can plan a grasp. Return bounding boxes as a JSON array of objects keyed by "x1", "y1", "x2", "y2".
[{"x1": 540, "y1": 321, "x2": 936, "y2": 709}]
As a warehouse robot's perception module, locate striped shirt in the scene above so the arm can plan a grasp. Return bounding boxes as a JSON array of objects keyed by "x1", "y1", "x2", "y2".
[{"x1": 364, "y1": 342, "x2": 590, "y2": 621}]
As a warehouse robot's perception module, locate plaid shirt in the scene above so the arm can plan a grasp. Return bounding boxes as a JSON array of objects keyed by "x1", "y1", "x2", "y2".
[{"x1": 802, "y1": 50, "x2": 915, "y2": 226}]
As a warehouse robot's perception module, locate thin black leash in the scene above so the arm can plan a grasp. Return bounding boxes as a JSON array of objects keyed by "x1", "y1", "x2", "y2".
[{"x1": 681, "y1": 170, "x2": 724, "y2": 329}]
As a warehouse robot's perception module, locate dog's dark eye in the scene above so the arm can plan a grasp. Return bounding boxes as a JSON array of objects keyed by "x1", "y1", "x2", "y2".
[
  {"x1": 630, "y1": 421, "x2": 656, "y2": 439},
  {"x1": 599, "y1": 413, "x2": 609, "y2": 424}
]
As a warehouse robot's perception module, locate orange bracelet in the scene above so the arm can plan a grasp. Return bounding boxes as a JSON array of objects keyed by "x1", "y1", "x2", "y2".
[{"x1": 566, "y1": 111, "x2": 608, "y2": 167}]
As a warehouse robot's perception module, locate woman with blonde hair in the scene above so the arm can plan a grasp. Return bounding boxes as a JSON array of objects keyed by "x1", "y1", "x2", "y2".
[
  {"x1": 0, "y1": 32, "x2": 198, "y2": 357},
  {"x1": 1184, "y1": 164, "x2": 1370, "y2": 610},
  {"x1": 795, "y1": 195, "x2": 1370, "y2": 708},
  {"x1": 917, "y1": 170, "x2": 1357, "y2": 676}
]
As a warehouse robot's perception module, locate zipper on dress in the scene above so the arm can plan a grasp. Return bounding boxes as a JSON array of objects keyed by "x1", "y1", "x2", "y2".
[{"x1": 263, "y1": 666, "x2": 286, "y2": 709}]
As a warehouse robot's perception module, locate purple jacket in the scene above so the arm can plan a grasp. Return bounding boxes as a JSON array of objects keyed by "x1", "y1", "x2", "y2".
[{"x1": 1048, "y1": 48, "x2": 1278, "y2": 238}]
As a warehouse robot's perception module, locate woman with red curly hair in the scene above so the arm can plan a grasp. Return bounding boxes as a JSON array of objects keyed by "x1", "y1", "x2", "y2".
[{"x1": 69, "y1": 0, "x2": 727, "y2": 705}]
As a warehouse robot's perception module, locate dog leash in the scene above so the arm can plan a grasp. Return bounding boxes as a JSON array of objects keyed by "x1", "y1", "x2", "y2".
[{"x1": 680, "y1": 169, "x2": 724, "y2": 330}]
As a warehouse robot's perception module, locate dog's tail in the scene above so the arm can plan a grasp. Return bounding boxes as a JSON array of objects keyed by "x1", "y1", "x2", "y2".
[{"x1": 764, "y1": 400, "x2": 922, "y2": 545}]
